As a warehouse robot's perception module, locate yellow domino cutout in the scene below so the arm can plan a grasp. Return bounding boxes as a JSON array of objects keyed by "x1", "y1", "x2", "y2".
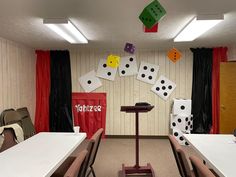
[{"x1": 106, "y1": 54, "x2": 120, "y2": 68}]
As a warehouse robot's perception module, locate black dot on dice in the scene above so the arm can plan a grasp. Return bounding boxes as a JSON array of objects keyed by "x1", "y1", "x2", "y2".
[
  {"x1": 191, "y1": 117, "x2": 193, "y2": 121},
  {"x1": 143, "y1": 66, "x2": 148, "y2": 70},
  {"x1": 185, "y1": 126, "x2": 188, "y2": 130},
  {"x1": 168, "y1": 85, "x2": 172, "y2": 89},
  {"x1": 156, "y1": 87, "x2": 160, "y2": 91},
  {"x1": 107, "y1": 72, "x2": 111, "y2": 76},
  {"x1": 178, "y1": 118, "x2": 181, "y2": 123},
  {"x1": 188, "y1": 122, "x2": 191, "y2": 125},
  {"x1": 148, "y1": 76, "x2": 152, "y2": 80},
  {"x1": 163, "y1": 92, "x2": 168, "y2": 96},
  {"x1": 129, "y1": 57, "x2": 133, "y2": 62},
  {"x1": 185, "y1": 142, "x2": 189, "y2": 146},
  {"x1": 180, "y1": 105, "x2": 185, "y2": 110},
  {"x1": 141, "y1": 74, "x2": 145, "y2": 78},
  {"x1": 87, "y1": 80, "x2": 91, "y2": 84},
  {"x1": 180, "y1": 136, "x2": 184, "y2": 141},
  {"x1": 121, "y1": 70, "x2": 125, "y2": 74},
  {"x1": 103, "y1": 64, "x2": 107, "y2": 68},
  {"x1": 161, "y1": 80, "x2": 165, "y2": 84},
  {"x1": 125, "y1": 64, "x2": 129, "y2": 68},
  {"x1": 185, "y1": 117, "x2": 189, "y2": 121},
  {"x1": 150, "y1": 68, "x2": 155, "y2": 72},
  {"x1": 149, "y1": 19, "x2": 152, "y2": 22},
  {"x1": 162, "y1": 86, "x2": 166, "y2": 90},
  {"x1": 110, "y1": 61, "x2": 112, "y2": 64},
  {"x1": 190, "y1": 125, "x2": 193, "y2": 129},
  {"x1": 172, "y1": 122, "x2": 176, "y2": 127},
  {"x1": 174, "y1": 132, "x2": 178, "y2": 137}
]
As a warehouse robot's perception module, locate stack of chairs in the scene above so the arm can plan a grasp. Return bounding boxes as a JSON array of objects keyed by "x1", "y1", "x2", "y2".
[{"x1": 0, "y1": 107, "x2": 35, "y2": 140}]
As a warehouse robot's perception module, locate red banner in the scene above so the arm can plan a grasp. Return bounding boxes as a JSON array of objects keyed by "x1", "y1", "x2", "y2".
[{"x1": 72, "y1": 93, "x2": 106, "y2": 138}]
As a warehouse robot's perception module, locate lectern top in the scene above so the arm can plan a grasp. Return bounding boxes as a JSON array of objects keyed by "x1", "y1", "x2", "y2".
[{"x1": 120, "y1": 105, "x2": 154, "y2": 113}]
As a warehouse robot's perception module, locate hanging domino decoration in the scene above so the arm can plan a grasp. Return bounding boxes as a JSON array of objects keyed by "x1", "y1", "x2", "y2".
[
  {"x1": 143, "y1": 23, "x2": 158, "y2": 33},
  {"x1": 139, "y1": 0, "x2": 166, "y2": 29},
  {"x1": 167, "y1": 48, "x2": 182, "y2": 63},
  {"x1": 106, "y1": 54, "x2": 120, "y2": 68},
  {"x1": 124, "y1": 43, "x2": 136, "y2": 54}
]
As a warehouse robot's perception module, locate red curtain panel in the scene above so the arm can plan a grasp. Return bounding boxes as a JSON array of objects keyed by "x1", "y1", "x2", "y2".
[
  {"x1": 35, "y1": 50, "x2": 50, "y2": 133},
  {"x1": 211, "y1": 47, "x2": 228, "y2": 134}
]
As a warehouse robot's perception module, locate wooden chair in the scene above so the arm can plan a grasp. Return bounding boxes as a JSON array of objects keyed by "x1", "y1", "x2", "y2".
[
  {"x1": 189, "y1": 156, "x2": 216, "y2": 177},
  {"x1": 85, "y1": 128, "x2": 104, "y2": 177},
  {"x1": 51, "y1": 150, "x2": 88, "y2": 177},
  {"x1": 0, "y1": 128, "x2": 17, "y2": 152}
]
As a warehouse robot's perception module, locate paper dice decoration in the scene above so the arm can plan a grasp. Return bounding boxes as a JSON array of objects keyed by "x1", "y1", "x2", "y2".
[
  {"x1": 172, "y1": 128, "x2": 190, "y2": 146},
  {"x1": 143, "y1": 23, "x2": 158, "y2": 33},
  {"x1": 124, "y1": 43, "x2": 135, "y2": 54},
  {"x1": 170, "y1": 98, "x2": 193, "y2": 145},
  {"x1": 97, "y1": 59, "x2": 117, "y2": 81},
  {"x1": 137, "y1": 61, "x2": 159, "y2": 84},
  {"x1": 172, "y1": 99, "x2": 192, "y2": 115},
  {"x1": 79, "y1": 70, "x2": 102, "y2": 92},
  {"x1": 106, "y1": 54, "x2": 120, "y2": 68},
  {"x1": 151, "y1": 75, "x2": 176, "y2": 100},
  {"x1": 139, "y1": 0, "x2": 166, "y2": 28},
  {"x1": 119, "y1": 56, "x2": 138, "y2": 76},
  {"x1": 167, "y1": 48, "x2": 182, "y2": 63},
  {"x1": 170, "y1": 114, "x2": 193, "y2": 133}
]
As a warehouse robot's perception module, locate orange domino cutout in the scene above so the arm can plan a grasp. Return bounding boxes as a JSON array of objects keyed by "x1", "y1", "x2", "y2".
[{"x1": 167, "y1": 48, "x2": 182, "y2": 63}]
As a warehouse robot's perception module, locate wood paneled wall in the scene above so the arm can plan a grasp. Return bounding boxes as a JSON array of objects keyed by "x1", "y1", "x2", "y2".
[
  {"x1": 70, "y1": 49, "x2": 193, "y2": 135},
  {"x1": 0, "y1": 37, "x2": 35, "y2": 122}
]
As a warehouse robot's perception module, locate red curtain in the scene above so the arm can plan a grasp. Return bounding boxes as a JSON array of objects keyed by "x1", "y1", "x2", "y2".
[
  {"x1": 35, "y1": 50, "x2": 50, "y2": 133},
  {"x1": 211, "y1": 47, "x2": 228, "y2": 134}
]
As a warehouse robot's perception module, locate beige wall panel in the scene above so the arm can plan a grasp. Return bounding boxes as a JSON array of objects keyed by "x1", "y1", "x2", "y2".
[
  {"x1": 0, "y1": 37, "x2": 35, "y2": 123},
  {"x1": 70, "y1": 49, "x2": 193, "y2": 135}
]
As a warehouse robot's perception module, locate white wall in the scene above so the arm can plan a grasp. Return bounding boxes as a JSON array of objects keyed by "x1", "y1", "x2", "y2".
[
  {"x1": 70, "y1": 49, "x2": 193, "y2": 135},
  {"x1": 0, "y1": 37, "x2": 35, "y2": 122}
]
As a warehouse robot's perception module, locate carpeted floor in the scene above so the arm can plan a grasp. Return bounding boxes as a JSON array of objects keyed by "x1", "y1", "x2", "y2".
[{"x1": 75, "y1": 138, "x2": 198, "y2": 177}]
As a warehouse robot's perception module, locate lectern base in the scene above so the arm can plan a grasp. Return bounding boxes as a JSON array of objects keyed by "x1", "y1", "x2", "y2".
[{"x1": 121, "y1": 163, "x2": 155, "y2": 177}]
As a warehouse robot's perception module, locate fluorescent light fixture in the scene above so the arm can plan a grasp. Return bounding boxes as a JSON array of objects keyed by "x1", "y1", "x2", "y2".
[
  {"x1": 43, "y1": 18, "x2": 88, "y2": 44},
  {"x1": 174, "y1": 14, "x2": 224, "y2": 42}
]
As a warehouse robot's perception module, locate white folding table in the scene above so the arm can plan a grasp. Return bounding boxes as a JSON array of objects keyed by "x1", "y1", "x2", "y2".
[
  {"x1": 0, "y1": 132, "x2": 86, "y2": 177},
  {"x1": 184, "y1": 134, "x2": 236, "y2": 177}
]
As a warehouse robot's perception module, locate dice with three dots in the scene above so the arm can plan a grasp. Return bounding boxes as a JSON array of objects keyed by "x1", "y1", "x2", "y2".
[
  {"x1": 106, "y1": 54, "x2": 120, "y2": 68},
  {"x1": 139, "y1": 0, "x2": 166, "y2": 28},
  {"x1": 167, "y1": 48, "x2": 182, "y2": 63}
]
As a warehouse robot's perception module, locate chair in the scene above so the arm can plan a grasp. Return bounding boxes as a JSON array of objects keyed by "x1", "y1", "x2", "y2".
[
  {"x1": 3, "y1": 110, "x2": 22, "y2": 126},
  {"x1": 0, "y1": 128, "x2": 18, "y2": 152},
  {"x1": 168, "y1": 135, "x2": 186, "y2": 177},
  {"x1": 85, "y1": 128, "x2": 104, "y2": 177},
  {"x1": 189, "y1": 156, "x2": 216, "y2": 177},
  {"x1": 0, "y1": 109, "x2": 15, "y2": 126},
  {"x1": 168, "y1": 135, "x2": 194, "y2": 177},
  {"x1": 51, "y1": 150, "x2": 88, "y2": 177},
  {"x1": 16, "y1": 107, "x2": 36, "y2": 139}
]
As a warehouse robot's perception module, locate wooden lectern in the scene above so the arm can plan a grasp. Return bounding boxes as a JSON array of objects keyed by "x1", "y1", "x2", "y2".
[{"x1": 120, "y1": 104, "x2": 155, "y2": 177}]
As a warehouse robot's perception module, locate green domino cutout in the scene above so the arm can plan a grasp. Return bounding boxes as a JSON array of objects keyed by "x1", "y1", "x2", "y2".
[{"x1": 139, "y1": 0, "x2": 166, "y2": 28}]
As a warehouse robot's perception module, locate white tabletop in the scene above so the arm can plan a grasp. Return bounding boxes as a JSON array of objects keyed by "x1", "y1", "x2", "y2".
[
  {"x1": 184, "y1": 134, "x2": 236, "y2": 177},
  {"x1": 0, "y1": 132, "x2": 86, "y2": 177}
]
